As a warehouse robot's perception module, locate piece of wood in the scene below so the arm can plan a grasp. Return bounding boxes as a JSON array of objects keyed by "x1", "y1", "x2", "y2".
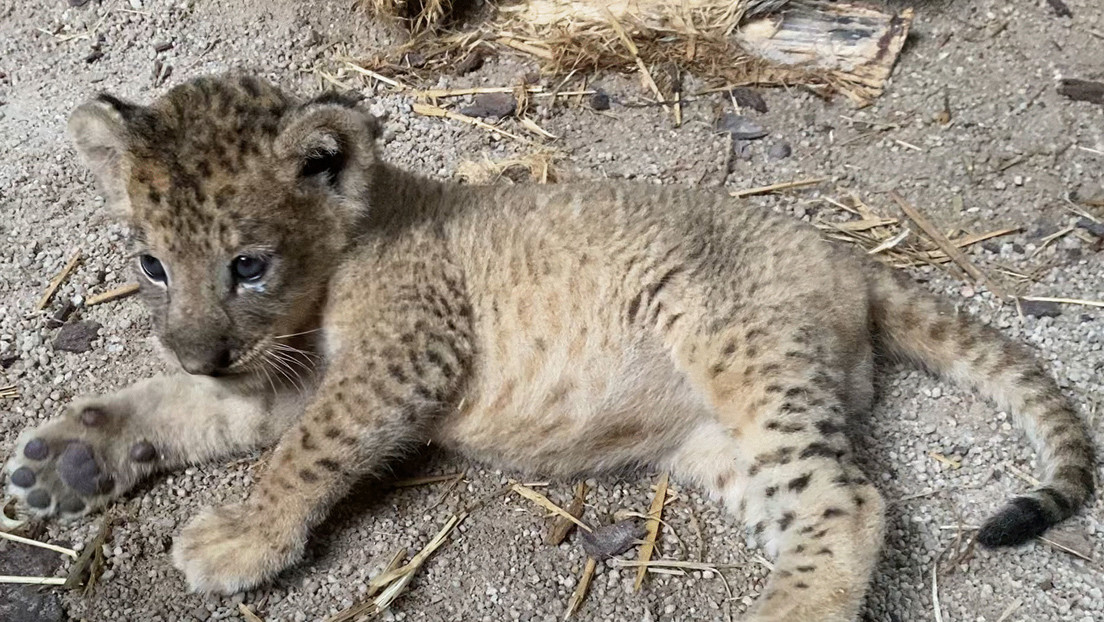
[
  {"x1": 736, "y1": 2, "x2": 914, "y2": 105},
  {"x1": 890, "y1": 192, "x2": 1008, "y2": 300},
  {"x1": 634, "y1": 472, "x2": 669, "y2": 591},
  {"x1": 85, "y1": 283, "x2": 140, "y2": 306},
  {"x1": 36, "y1": 248, "x2": 81, "y2": 310},
  {"x1": 547, "y1": 482, "x2": 588, "y2": 545}
]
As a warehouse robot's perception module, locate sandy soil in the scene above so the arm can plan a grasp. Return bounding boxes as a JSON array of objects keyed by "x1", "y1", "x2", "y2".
[{"x1": 0, "y1": 1, "x2": 1102, "y2": 621}]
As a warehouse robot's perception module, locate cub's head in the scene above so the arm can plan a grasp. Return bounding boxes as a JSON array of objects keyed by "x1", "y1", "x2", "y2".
[{"x1": 68, "y1": 74, "x2": 380, "y2": 376}]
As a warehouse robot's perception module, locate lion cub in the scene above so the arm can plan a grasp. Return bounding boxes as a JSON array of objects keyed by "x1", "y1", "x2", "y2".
[{"x1": 3, "y1": 75, "x2": 1094, "y2": 622}]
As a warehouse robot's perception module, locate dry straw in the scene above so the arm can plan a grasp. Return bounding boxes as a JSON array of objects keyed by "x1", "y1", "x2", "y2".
[{"x1": 363, "y1": 0, "x2": 913, "y2": 105}]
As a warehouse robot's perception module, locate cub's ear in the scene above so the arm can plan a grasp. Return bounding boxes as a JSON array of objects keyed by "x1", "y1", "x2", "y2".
[
  {"x1": 68, "y1": 94, "x2": 140, "y2": 209},
  {"x1": 274, "y1": 93, "x2": 380, "y2": 199}
]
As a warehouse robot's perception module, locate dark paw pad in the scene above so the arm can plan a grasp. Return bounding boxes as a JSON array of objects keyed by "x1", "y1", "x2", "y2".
[
  {"x1": 10, "y1": 467, "x2": 36, "y2": 488},
  {"x1": 59, "y1": 496, "x2": 87, "y2": 514},
  {"x1": 26, "y1": 488, "x2": 52, "y2": 509},
  {"x1": 23, "y1": 438, "x2": 49, "y2": 460},
  {"x1": 129, "y1": 441, "x2": 157, "y2": 463},
  {"x1": 57, "y1": 441, "x2": 113, "y2": 496}
]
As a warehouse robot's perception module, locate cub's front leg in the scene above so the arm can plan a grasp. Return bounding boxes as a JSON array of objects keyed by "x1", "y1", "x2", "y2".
[
  {"x1": 172, "y1": 253, "x2": 475, "y2": 594},
  {"x1": 4, "y1": 374, "x2": 305, "y2": 519}
]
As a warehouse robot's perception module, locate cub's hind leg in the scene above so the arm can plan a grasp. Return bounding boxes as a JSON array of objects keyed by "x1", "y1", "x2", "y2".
[{"x1": 665, "y1": 325, "x2": 884, "y2": 622}]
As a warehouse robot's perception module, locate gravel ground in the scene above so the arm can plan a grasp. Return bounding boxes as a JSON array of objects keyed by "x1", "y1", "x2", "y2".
[{"x1": 1, "y1": 1, "x2": 1103, "y2": 621}]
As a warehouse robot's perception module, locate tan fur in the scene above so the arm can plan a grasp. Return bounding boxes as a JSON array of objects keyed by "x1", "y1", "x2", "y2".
[{"x1": 3, "y1": 75, "x2": 1094, "y2": 620}]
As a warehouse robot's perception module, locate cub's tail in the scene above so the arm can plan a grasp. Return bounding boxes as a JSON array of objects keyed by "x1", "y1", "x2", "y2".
[{"x1": 869, "y1": 268, "x2": 1095, "y2": 546}]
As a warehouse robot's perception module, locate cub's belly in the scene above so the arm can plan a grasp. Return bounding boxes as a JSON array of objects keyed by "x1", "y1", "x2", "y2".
[{"x1": 433, "y1": 344, "x2": 709, "y2": 476}]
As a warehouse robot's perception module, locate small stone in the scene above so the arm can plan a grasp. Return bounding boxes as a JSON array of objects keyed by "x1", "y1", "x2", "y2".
[
  {"x1": 460, "y1": 93, "x2": 516, "y2": 120},
  {"x1": 53, "y1": 320, "x2": 101, "y2": 353},
  {"x1": 729, "y1": 86, "x2": 768, "y2": 113},
  {"x1": 1019, "y1": 299, "x2": 1062, "y2": 318},
  {"x1": 715, "y1": 113, "x2": 768, "y2": 140},
  {"x1": 589, "y1": 90, "x2": 611, "y2": 111},
  {"x1": 153, "y1": 41, "x2": 173, "y2": 53},
  {"x1": 767, "y1": 142, "x2": 792, "y2": 159},
  {"x1": 453, "y1": 51, "x2": 485, "y2": 75},
  {"x1": 45, "y1": 300, "x2": 75, "y2": 329},
  {"x1": 732, "y1": 139, "x2": 753, "y2": 160}
]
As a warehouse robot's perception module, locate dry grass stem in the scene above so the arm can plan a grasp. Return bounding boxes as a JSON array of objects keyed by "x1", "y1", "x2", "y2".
[
  {"x1": 455, "y1": 151, "x2": 562, "y2": 185},
  {"x1": 415, "y1": 85, "x2": 545, "y2": 98},
  {"x1": 391, "y1": 473, "x2": 464, "y2": 488},
  {"x1": 342, "y1": 61, "x2": 409, "y2": 89},
  {"x1": 412, "y1": 102, "x2": 532, "y2": 144},
  {"x1": 37, "y1": 248, "x2": 81, "y2": 311},
  {"x1": 0, "y1": 575, "x2": 68, "y2": 585},
  {"x1": 0, "y1": 385, "x2": 18, "y2": 399},
  {"x1": 547, "y1": 482, "x2": 588, "y2": 546},
  {"x1": 0, "y1": 530, "x2": 79, "y2": 558},
  {"x1": 1038, "y1": 535, "x2": 1093, "y2": 562},
  {"x1": 890, "y1": 191, "x2": 1008, "y2": 299},
  {"x1": 928, "y1": 451, "x2": 961, "y2": 470},
  {"x1": 730, "y1": 178, "x2": 827, "y2": 198},
  {"x1": 324, "y1": 549, "x2": 406, "y2": 622},
  {"x1": 1004, "y1": 464, "x2": 1041, "y2": 487},
  {"x1": 563, "y1": 556, "x2": 597, "y2": 618},
  {"x1": 86, "y1": 283, "x2": 140, "y2": 306},
  {"x1": 238, "y1": 604, "x2": 266, "y2": 622},
  {"x1": 634, "y1": 472, "x2": 669, "y2": 591},
  {"x1": 931, "y1": 561, "x2": 944, "y2": 622},
  {"x1": 613, "y1": 559, "x2": 742, "y2": 570},
  {"x1": 511, "y1": 482, "x2": 592, "y2": 532},
  {"x1": 995, "y1": 600, "x2": 1023, "y2": 622},
  {"x1": 1019, "y1": 296, "x2": 1104, "y2": 309}
]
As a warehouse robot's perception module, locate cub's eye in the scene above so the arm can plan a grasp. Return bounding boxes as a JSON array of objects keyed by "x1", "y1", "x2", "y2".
[
  {"x1": 232, "y1": 255, "x2": 268, "y2": 282},
  {"x1": 139, "y1": 255, "x2": 167, "y2": 283}
]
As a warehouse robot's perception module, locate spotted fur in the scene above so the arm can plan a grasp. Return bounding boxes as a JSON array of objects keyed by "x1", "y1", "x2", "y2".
[{"x1": 3, "y1": 75, "x2": 1094, "y2": 621}]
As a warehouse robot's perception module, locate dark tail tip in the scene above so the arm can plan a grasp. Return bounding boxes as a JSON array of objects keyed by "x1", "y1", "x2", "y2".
[{"x1": 976, "y1": 496, "x2": 1053, "y2": 547}]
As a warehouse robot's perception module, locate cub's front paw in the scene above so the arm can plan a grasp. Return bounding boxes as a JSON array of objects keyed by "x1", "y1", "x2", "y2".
[
  {"x1": 172, "y1": 503, "x2": 306, "y2": 594},
  {"x1": 4, "y1": 398, "x2": 160, "y2": 519}
]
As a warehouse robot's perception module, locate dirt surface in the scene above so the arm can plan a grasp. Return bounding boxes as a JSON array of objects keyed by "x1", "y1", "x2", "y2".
[{"x1": 1, "y1": 1, "x2": 1103, "y2": 621}]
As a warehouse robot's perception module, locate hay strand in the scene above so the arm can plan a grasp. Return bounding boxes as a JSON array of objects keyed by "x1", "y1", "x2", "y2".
[
  {"x1": 563, "y1": 557, "x2": 597, "y2": 618},
  {"x1": 634, "y1": 472, "x2": 669, "y2": 591},
  {"x1": 890, "y1": 191, "x2": 1008, "y2": 299},
  {"x1": 511, "y1": 483, "x2": 592, "y2": 532},
  {"x1": 86, "y1": 283, "x2": 140, "y2": 306},
  {"x1": 37, "y1": 248, "x2": 81, "y2": 311},
  {"x1": 0, "y1": 530, "x2": 79, "y2": 559}
]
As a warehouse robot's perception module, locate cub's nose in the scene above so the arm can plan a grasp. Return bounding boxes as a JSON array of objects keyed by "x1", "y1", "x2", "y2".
[{"x1": 177, "y1": 340, "x2": 237, "y2": 376}]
